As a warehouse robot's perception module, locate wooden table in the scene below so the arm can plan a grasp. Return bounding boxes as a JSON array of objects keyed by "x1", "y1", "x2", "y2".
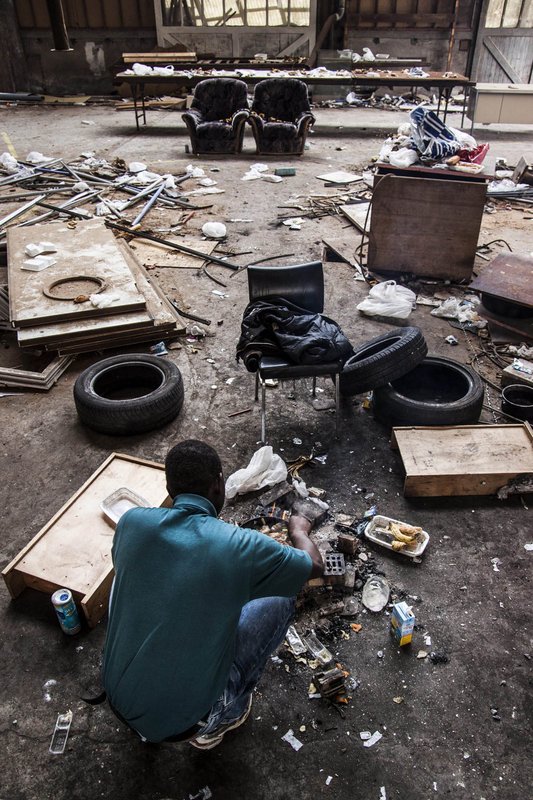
[{"x1": 115, "y1": 69, "x2": 474, "y2": 131}]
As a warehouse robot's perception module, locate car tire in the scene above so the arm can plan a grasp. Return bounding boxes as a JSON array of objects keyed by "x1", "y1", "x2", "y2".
[
  {"x1": 339, "y1": 326, "x2": 427, "y2": 396},
  {"x1": 372, "y1": 355, "x2": 484, "y2": 428},
  {"x1": 74, "y1": 354, "x2": 184, "y2": 435}
]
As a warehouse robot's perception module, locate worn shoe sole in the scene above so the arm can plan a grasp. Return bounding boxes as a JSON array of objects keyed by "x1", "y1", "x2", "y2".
[{"x1": 189, "y1": 695, "x2": 253, "y2": 750}]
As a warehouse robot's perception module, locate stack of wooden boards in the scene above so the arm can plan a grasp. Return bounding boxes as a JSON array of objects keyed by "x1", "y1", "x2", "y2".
[
  {"x1": 7, "y1": 218, "x2": 184, "y2": 355},
  {"x1": 122, "y1": 51, "x2": 197, "y2": 64}
]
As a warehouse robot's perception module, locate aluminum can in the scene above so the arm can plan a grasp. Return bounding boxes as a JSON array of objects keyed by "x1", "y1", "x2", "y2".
[{"x1": 51, "y1": 588, "x2": 81, "y2": 635}]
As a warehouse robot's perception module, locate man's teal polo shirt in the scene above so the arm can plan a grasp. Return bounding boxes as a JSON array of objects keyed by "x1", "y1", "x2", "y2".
[{"x1": 102, "y1": 493, "x2": 312, "y2": 743}]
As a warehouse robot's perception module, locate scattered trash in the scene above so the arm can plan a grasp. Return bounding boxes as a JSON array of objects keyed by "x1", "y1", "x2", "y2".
[
  {"x1": 393, "y1": 696, "x2": 404, "y2": 704},
  {"x1": 316, "y1": 170, "x2": 362, "y2": 184},
  {"x1": 302, "y1": 631, "x2": 333, "y2": 666},
  {"x1": 202, "y1": 221, "x2": 227, "y2": 239},
  {"x1": 326, "y1": 776, "x2": 333, "y2": 786},
  {"x1": 357, "y1": 280, "x2": 416, "y2": 320},
  {"x1": 364, "y1": 505, "x2": 377, "y2": 518},
  {"x1": 43, "y1": 679, "x2": 58, "y2": 703},
  {"x1": 430, "y1": 651, "x2": 449, "y2": 664},
  {"x1": 286, "y1": 625, "x2": 307, "y2": 656},
  {"x1": 362, "y1": 576, "x2": 390, "y2": 612},
  {"x1": 524, "y1": 544, "x2": 533, "y2": 551},
  {"x1": 445, "y1": 335, "x2": 459, "y2": 346},
  {"x1": 49, "y1": 710, "x2": 73, "y2": 755},
  {"x1": 491, "y1": 557, "x2": 502, "y2": 572},
  {"x1": 390, "y1": 602, "x2": 415, "y2": 646},
  {"x1": 417, "y1": 650, "x2": 428, "y2": 659},
  {"x1": 149, "y1": 342, "x2": 168, "y2": 356},
  {"x1": 315, "y1": 666, "x2": 346, "y2": 698},
  {"x1": 282, "y1": 729, "x2": 304, "y2": 751},
  {"x1": 292, "y1": 437, "x2": 303, "y2": 445},
  {"x1": 363, "y1": 730, "x2": 383, "y2": 748},
  {"x1": 21, "y1": 255, "x2": 57, "y2": 272},
  {"x1": 365, "y1": 515, "x2": 429, "y2": 558},
  {"x1": 51, "y1": 589, "x2": 81, "y2": 635},
  {"x1": 225, "y1": 446, "x2": 287, "y2": 499}
]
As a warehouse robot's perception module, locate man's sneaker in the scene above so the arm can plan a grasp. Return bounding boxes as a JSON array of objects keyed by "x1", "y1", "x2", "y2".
[{"x1": 189, "y1": 695, "x2": 253, "y2": 750}]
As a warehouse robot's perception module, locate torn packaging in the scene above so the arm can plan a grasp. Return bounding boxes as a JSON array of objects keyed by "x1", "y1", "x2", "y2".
[{"x1": 236, "y1": 297, "x2": 353, "y2": 372}]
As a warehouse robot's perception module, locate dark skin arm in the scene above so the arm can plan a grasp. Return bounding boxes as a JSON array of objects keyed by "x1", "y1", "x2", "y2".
[{"x1": 288, "y1": 515, "x2": 324, "y2": 578}]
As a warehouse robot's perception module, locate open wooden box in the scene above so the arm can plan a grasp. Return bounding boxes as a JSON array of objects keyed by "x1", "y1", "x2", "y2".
[{"x1": 2, "y1": 453, "x2": 169, "y2": 627}]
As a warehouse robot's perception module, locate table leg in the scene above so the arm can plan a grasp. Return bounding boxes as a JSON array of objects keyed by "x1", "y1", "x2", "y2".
[{"x1": 133, "y1": 81, "x2": 147, "y2": 131}]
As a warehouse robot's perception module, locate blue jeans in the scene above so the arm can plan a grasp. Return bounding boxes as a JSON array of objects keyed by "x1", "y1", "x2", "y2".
[{"x1": 195, "y1": 595, "x2": 295, "y2": 737}]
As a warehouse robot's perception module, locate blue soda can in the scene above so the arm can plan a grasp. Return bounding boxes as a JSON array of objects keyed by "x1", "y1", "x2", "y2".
[{"x1": 51, "y1": 589, "x2": 81, "y2": 635}]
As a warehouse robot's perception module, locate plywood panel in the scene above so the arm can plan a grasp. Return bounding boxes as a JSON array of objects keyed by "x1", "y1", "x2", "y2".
[
  {"x1": 7, "y1": 219, "x2": 146, "y2": 327},
  {"x1": 368, "y1": 173, "x2": 486, "y2": 280},
  {"x1": 392, "y1": 424, "x2": 533, "y2": 496}
]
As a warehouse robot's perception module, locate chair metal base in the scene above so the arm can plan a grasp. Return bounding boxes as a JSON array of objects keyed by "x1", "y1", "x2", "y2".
[{"x1": 255, "y1": 371, "x2": 340, "y2": 444}]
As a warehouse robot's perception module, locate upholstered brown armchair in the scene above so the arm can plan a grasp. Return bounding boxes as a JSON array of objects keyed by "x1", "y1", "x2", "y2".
[
  {"x1": 182, "y1": 78, "x2": 249, "y2": 155},
  {"x1": 248, "y1": 78, "x2": 315, "y2": 156}
]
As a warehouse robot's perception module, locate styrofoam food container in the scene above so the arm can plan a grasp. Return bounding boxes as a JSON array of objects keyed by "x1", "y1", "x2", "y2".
[
  {"x1": 101, "y1": 487, "x2": 150, "y2": 527},
  {"x1": 365, "y1": 514, "x2": 429, "y2": 558}
]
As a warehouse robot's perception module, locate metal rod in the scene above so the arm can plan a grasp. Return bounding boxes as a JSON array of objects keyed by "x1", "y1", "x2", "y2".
[
  {"x1": 18, "y1": 190, "x2": 98, "y2": 227},
  {"x1": 105, "y1": 222, "x2": 240, "y2": 271},
  {"x1": 169, "y1": 299, "x2": 211, "y2": 326},
  {"x1": 46, "y1": 0, "x2": 71, "y2": 51},
  {"x1": 130, "y1": 183, "x2": 166, "y2": 228},
  {"x1": 35, "y1": 201, "x2": 92, "y2": 220},
  {"x1": 0, "y1": 194, "x2": 47, "y2": 229}
]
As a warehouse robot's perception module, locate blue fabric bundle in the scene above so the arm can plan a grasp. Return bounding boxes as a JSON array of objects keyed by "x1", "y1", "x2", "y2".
[{"x1": 409, "y1": 107, "x2": 461, "y2": 162}]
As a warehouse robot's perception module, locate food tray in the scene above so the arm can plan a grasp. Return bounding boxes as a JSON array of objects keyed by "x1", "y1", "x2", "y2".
[
  {"x1": 364, "y1": 514, "x2": 429, "y2": 558},
  {"x1": 101, "y1": 486, "x2": 151, "y2": 526}
]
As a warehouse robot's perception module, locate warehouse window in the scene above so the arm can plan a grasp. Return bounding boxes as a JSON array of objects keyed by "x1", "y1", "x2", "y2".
[
  {"x1": 485, "y1": 0, "x2": 532, "y2": 27},
  {"x1": 160, "y1": 0, "x2": 311, "y2": 27}
]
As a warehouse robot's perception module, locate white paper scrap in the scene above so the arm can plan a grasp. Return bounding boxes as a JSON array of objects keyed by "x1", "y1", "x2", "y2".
[
  {"x1": 363, "y1": 730, "x2": 383, "y2": 748},
  {"x1": 524, "y1": 544, "x2": 533, "y2": 551},
  {"x1": 380, "y1": 788, "x2": 387, "y2": 800},
  {"x1": 359, "y1": 730, "x2": 372, "y2": 740},
  {"x1": 282, "y1": 729, "x2": 303, "y2": 751},
  {"x1": 326, "y1": 776, "x2": 333, "y2": 786}
]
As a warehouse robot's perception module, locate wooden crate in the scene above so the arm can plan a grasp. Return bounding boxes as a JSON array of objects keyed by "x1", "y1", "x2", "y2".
[
  {"x1": 2, "y1": 453, "x2": 169, "y2": 627},
  {"x1": 391, "y1": 424, "x2": 533, "y2": 496}
]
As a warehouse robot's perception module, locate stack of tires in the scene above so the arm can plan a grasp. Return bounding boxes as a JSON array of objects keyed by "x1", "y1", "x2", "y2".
[{"x1": 339, "y1": 327, "x2": 484, "y2": 428}]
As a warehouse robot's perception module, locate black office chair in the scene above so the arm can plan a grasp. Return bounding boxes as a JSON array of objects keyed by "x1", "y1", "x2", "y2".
[{"x1": 247, "y1": 262, "x2": 343, "y2": 442}]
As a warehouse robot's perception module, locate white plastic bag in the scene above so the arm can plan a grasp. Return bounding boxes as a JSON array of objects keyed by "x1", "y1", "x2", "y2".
[
  {"x1": 356, "y1": 281, "x2": 416, "y2": 320},
  {"x1": 388, "y1": 147, "x2": 418, "y2": 168},
  {"x1": 225, "y1": 446, "x2": 287, "y2": 500}
]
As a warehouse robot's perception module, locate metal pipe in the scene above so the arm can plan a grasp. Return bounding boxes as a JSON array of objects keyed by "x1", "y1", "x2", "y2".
[
  {"x1": 130, "y1": 183, "x2": 166, "y2": 229},
  {"x1": 18, "y1": 190, "x2": 98, "y2": 227},
  {"x1": 106, "y1": 222, "x2": 240, "y2": 271},
  {"x1": 46, "y1": 0, "x2": 71, "y2": 51},
  {"x1": 0, "y1": 194, "x2": 47, "y2": 229}
]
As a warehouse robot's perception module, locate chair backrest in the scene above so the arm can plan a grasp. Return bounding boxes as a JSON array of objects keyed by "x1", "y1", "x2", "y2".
[
  {"x1": 192, "y1": 78, "x2": 248, "y2": 122},
  {"x1": 251, "y1": 79, "x2": 311, "y2": 122},
  {"x1": 248, "y1": 262, "x2": 324, "y2": 313}
]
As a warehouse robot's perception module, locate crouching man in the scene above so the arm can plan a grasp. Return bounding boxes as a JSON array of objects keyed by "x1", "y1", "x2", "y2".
[{"x1": 103, "y1": 439, "x2": 323, "y2": 749}]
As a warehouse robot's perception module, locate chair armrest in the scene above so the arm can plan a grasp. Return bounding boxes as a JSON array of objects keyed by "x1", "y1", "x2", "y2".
[
  {"x1": 249, "y1": 112, "x2": 265, "y2": 132},
  {"x1": 295, "y1": 111, "x2": 315, "y2": 136},
  {"x1": 231, "y1": 109, "x2": 250, "y2": 131},
  {"x1": 182, "y1": 109, "x2": 204, "y2": 127}
]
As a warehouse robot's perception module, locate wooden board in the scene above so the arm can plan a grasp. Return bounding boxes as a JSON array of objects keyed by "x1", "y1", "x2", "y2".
[
  {"x1": 391, "y1": 424, "x2": 533, "y2": 496},
  {"x1": 469, "y1": 254, "x2": 533, "y2": 308},
  {"x1": 368, "y1": 174, "x2": 486, "y2": 281},
  {"x1": 7, "y1": 218, "x2": 147, "y2": 327},
  {"x1": 2, "y1": 453, "x2": 169, "y2": 627},
  {"x1": 340, "y1": 202, "x2": 372, "y2": 233}
]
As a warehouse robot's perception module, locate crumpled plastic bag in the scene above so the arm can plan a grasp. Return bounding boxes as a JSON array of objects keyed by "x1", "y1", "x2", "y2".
[
  {"x1": 225, "y1": 446, "x2": 287, "y2": 500},
  {"x1": 388, "y1": 147, "x2": 418, "y2": 168},
  {"x1": 430, "y1": 296, "x2": 487, "y2": 328},
  {"x1": 357, "y1": 281, "x2": 416, "y2": 320}
]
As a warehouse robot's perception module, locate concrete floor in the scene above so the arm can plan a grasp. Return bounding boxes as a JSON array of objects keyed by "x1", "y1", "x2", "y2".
[{"x1": 1, "y1": 103, "x2": 532, "y2": 800}]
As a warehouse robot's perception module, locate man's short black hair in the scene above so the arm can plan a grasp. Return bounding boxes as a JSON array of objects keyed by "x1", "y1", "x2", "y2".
[{"x1": 165, "y1": 439, "x2": 222, "y2": 498}]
